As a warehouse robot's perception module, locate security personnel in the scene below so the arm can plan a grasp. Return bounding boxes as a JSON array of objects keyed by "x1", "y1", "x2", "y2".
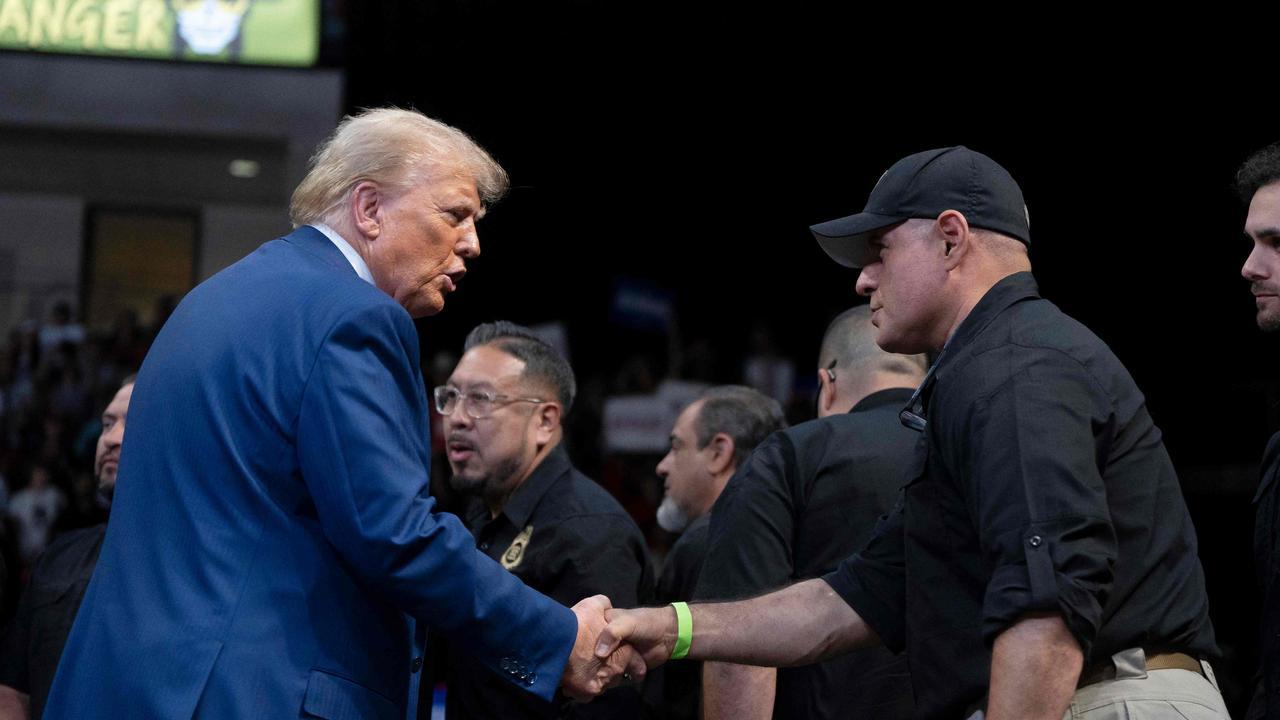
[
  {"x1": 1237, "y1": 140, "x2": 1280, "y2": 720},
  {"x1": 696, "y1": 306, "x2": 920, "y2": 720},
  {"x1": 598, "y1": 147, "x2": 1226, "y2": 720},
  {"x1": 0, "y1": 376, "x2": 134, "y2": 720},
  {"x1": 437, "y1": 321, "x2": 653, "y2": 719},
  {"x1": 647, "y1": 384, "x2": 786, "y2": 720}
]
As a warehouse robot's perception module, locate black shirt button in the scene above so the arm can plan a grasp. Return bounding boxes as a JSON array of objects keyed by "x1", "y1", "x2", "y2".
[
  {"x1": 480, "y1": 542, "x2": 490, "y2": 551},
  {"x1": 1028, "y1": 535, "x2": 1043, "y2": 548},
  {"x1": 411, "y1": 656, "x2": 423, "y2": 673}
]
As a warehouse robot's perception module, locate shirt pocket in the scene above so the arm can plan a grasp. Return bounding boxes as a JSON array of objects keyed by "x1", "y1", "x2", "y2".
[{"x1": 901, "y1": 435, "x2": 984, "y2": 641}]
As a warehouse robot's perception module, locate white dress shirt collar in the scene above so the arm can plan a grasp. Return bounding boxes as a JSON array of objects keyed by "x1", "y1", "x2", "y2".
[{"x1": 310, "y1": 223, "x2": 374, "y2": 285}]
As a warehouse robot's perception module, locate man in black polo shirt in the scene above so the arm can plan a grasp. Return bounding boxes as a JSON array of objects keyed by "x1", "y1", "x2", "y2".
[
  {"x1": 696, "y1": 305, "x2": 920, "y2": 720},
  {"x1": 437, "y1": 321, "x2": 653, "y2": 719},
  {"x1": 1238, "y1": 140, "x2": 1280, "y2": 720},
  {"x1": 597, "y1": 147, "x2": 1225, "y2": 720},
  {"x1": 0, "y1": 375, "x2": 134, "y2": 720}
]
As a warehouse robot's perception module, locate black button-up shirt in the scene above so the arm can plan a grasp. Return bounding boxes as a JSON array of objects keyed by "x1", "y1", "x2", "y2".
[
  {"x1": 442, "y1": 444, "x2": 653, "y2": 719},
  {"x1": 1253, "y1": 431, "x2": 1280, "y2": 717},
  {"x1": 694, "y1": 388, "x2": 916, "y2": 719},
  {"x1": 825, "y1": 272, "x2": 1218, "y2": 719},
  {"x1": 0, "y1": 524, "x2": 105, "y2": 720}
]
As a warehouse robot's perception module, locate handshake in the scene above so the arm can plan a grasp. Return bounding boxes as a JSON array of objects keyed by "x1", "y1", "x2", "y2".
[{"x1": 558, "y1": 596, "x2": 682, "y2": 701}]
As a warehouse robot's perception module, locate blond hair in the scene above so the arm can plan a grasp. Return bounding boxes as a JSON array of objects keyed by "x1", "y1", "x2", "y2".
[{"x1": 290, "y1": 107, "x2": 509, "y2": 226}]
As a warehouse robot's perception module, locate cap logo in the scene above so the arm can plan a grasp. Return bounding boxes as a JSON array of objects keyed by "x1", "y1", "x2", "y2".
[{"x1": 1023, "y1": 204, "x2": 1030, "y2": 228}]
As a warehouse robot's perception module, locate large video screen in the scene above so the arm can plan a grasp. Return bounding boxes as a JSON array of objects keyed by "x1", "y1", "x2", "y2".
[{"x1": 0, "y1": 0, "x2": 319, "y2": 67}]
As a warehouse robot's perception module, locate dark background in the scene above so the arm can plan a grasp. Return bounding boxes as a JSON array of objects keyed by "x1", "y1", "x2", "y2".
[
  {"x1": 0, "y1": 3, "x2": 1271, "y2": 714},
  {"x1": 328, "y1": 4, "x2": 1280, "y2": 711}
]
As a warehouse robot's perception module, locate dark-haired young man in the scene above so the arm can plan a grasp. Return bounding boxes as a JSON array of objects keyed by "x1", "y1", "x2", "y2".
[{"x1": 1238, "y1": 141, "x2": 1280, "y2": 720}]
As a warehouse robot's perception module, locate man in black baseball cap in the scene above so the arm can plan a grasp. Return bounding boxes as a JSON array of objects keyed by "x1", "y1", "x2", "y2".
[
  {"x1": 810, "y1": 146, "x2": 1030, "y2": 269},
  {"x1": 595, "y1": 147, "x2": 1227, "y2": 720}
]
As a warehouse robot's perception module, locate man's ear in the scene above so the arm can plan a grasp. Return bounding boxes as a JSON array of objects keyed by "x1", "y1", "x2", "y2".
[
  {"x1": 936, "y1": 210, "x2": 971, "y2": 271},
  {"x1": 816, "y1": 369, "x2": 835, "y2": 416},
  {"x1": 350, "y1": 181, "x2": 383, "y2": 241},
  {"x1": 534, "y1": 402, "x2": 562, "y2": 445},
  {"x1": 706, "y1": 433, "x2": 735, "y2": 476}
]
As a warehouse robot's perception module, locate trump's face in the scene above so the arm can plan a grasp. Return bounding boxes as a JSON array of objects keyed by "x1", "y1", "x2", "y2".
[
  {"x1": 1243, "y1": 182, "x2": 1280, "y2": 332},
  {"x1": 367, "y1": 168, "x2": 483, "y2": 319}
]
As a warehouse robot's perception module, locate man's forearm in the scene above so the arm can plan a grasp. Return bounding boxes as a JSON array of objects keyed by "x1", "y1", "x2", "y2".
[
  {"x1": 702, "y1": 662, "x2": 775, "y2": 720},
  {"x1": 986, "y1": 612, "x2": 1082, "y2": 720},
  {"x1": 598, "y1": 578, "x2": 878, "y2": 670},
  {"x1": 688, "y1": 579, "x2": 876, "y2": 666}
]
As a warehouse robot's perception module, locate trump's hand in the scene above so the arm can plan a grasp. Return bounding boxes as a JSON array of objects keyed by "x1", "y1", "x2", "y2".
[
  {"x1": 594, "y1": 606, "x2": 679, "y2": 672},
  {"x1": 561, "y1": 595, "x2": 646, "y2": 701}
]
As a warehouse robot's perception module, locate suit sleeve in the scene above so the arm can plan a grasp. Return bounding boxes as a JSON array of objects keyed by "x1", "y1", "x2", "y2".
[{"x1": 295, "y1": 302, "x2": 576, "y2": 701}]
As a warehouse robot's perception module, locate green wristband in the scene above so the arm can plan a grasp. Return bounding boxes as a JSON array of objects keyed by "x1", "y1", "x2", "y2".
[{"x1": 670, "y1": 602, "x2": 693, "y2": 660}]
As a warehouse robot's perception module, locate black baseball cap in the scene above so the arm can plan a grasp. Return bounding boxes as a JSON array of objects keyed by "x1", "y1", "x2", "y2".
[{"x1": 810, "y1": 146, "x2": 1030, "y2": 268}]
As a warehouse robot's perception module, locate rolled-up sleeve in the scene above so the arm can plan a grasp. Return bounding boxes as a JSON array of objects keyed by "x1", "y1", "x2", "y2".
[
  {"x1": 955, "y1": 350, "x2": 1117, "y2": 658},
  {"x1": 822, "y1": 493, "x2": 909, "y2": 653}
]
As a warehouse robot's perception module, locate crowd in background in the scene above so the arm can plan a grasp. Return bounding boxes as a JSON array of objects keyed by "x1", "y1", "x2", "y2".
[
  {"x1": 0, "y1": 301, "x2": 163, "y2": 616},
  {"x1": 0, "y1": 298, "x2": 813, "y2": 626}
]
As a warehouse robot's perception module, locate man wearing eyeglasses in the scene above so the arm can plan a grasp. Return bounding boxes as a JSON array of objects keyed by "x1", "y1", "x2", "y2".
[
  {"x1": 435, "y1": 321, "x2": 654, "y2": 719},
  {"x1": 597, "y1": 147, "x2": 1225, "y2": 720}
]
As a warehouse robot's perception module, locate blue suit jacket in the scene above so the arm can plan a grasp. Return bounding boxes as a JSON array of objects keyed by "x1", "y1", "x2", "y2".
[{"x1": 45, "y1": 226, "x2": 577, "y2": 719}]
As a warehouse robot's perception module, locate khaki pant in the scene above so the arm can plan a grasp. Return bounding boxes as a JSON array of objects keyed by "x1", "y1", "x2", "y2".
[{"x1": 967, "y1": 648, "x2": 1231, "y2": 720}]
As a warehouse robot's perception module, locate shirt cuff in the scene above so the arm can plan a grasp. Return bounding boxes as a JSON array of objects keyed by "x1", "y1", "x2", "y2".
[{"x1": 822, "y1": 558, "x2": 907, "y2": 654}]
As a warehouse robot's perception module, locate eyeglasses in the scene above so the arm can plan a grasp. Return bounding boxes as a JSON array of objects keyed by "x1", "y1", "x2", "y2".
[{"x1": 432, "y1": 386, "x2": 546, "y2": 419}]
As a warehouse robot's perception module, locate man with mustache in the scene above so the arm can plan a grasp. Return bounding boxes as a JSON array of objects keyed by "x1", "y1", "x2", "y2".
[
  {"x1": 1238, "y1": 140, "x2": 1280, "y2": 720},
  {"x1": 438, "y1": 321, "x2": 653, "y2": 719},
  {"x1": 0, "y1": 376, "x2": 133, "y2": 720}
]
